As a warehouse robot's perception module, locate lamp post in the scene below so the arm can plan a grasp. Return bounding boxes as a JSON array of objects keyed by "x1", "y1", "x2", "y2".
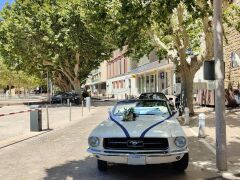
[{"x1": 213, "y1": 0, "x2": 227, "y2": 171}]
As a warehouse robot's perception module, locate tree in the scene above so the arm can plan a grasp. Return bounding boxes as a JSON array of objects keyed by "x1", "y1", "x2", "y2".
[
  {"x1": 0, "y1": 0, "x2": 112, "y2": 93},
  {"x1": 224, "y1": 2, "x2": 240, "y2": 32},
  {"x1": 83, "y1": 0, "x2": 232, "y2": 115},
  {"x1": 0, "y1": 60, "x2": 41, "y2": 95}
]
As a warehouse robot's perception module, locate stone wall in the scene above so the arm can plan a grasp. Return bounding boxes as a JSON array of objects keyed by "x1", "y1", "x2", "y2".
[{"x1": 224, "y1": 0, "x2": 240, "y2": 89}]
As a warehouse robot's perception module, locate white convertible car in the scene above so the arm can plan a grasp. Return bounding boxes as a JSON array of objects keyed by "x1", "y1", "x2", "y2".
[{"x1": 88, "y1": 99, "x2": 188, "y2": 171}]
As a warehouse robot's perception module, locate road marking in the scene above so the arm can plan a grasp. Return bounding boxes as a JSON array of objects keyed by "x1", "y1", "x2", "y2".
[{"x1": 188, "y1": 127, "x2": 216, "y2": 155}]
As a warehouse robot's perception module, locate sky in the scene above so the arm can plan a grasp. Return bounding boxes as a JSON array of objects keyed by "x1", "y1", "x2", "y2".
[{"x1": 0, "y1": 0, "x2": 14, "y2": 11}]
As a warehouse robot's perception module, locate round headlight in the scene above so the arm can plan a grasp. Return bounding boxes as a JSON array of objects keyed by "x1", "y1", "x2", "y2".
[
  {"x1": 175, "y1": 137, "x2": 186, "y2": 148},
  {"x1": 88, "y1": 136, "x2": 100, "y2": 147}
]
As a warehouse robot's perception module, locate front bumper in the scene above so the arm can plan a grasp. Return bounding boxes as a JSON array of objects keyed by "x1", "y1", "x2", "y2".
[{"x1": 88, "y1": 148, "x2": 188, "y2": 165}]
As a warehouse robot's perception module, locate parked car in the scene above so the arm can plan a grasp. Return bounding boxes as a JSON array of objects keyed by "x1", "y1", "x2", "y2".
[
  {"x1": 87, "y1": 99, "x2": 189, "y2": 171},
  {"x1": 51, "y1": 92, "x2": 80, "y2": 105},
  {"x1": 139, "y1": 92, "x2": 177, "y2": 111}
]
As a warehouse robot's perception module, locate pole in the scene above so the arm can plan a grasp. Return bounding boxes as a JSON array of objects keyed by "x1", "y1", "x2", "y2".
[
  {"x1": 88, "y1": 99, "x2": 90, "y2": 112},
  {"x1": 69, "y1": 102, "x2": 72, "y2": 121},
  {"x1": 46, "y1": 105, "x2": 49, "y2": 130},
  {"x1": 47, "y1": 70, "x2": 50, "y2": 103},
  {"x1": 213, "y1": 0, "x2": 227, "y2": 171},
  {"x1": 82, "y1": 100, "x2": 84, "y2": 116}
]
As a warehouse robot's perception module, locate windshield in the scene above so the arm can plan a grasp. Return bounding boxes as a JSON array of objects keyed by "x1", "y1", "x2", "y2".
[
  {"x1": 139, "y1": 93, "x2": 167, "y2": 100},
  {"x1": 113, "y1": 100, "x2": 171, "y2": 117}
]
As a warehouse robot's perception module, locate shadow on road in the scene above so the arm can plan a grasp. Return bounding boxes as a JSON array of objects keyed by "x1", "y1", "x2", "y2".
[
  {"x1": 43, "y1": 156, "x2": 190, "y2": 180},
  {"x1": 43, "y1": 135, "x2": 225, "y2": 180}
]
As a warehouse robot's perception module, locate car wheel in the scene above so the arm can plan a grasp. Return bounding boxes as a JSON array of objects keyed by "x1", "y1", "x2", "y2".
[
  {"x1": 172, "y1": 153, "x2": 189, "y2": 172},
  {"x1": 97, "y1": 159, "x2": 108, "y2": 171}
]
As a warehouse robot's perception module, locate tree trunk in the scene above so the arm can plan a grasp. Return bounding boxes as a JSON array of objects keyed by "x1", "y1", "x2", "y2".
[
  {"x1": 73, "y1": 78, "x2": 81, "y2": 94},
  {"x1": 182, "y1": 72, "x2": 195, "y2": 115}
]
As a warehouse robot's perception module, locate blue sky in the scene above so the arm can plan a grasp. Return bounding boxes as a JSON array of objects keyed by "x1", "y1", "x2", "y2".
[{"x1": 0, "y1": 0, "x2": 14, "y2": 11}]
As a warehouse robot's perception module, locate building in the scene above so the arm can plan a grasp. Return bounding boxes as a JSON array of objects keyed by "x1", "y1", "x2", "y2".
[
  {"x1": 223, "y1": 0, "x2": 240, "y2": 89},
  {"x1": 106, "y1": 48, "x2": 135, "y2": 99},
  {"x1": 133, "y1": 57, "x2": 176, "y2": 95},
  {"x1": 106, "y1": 49, "x2": 176, "y2": 99},
  {"x1": 86, "y1": 47, "x2": 177, "y2": 99},
  {"x1": 85, "y1": 61, "x2": 107, "y2": 97}
]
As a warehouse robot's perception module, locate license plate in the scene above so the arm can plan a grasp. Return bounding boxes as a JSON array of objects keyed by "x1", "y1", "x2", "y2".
[{"x1": 127, "y1": 155, "x2": 146, "y2": 165}]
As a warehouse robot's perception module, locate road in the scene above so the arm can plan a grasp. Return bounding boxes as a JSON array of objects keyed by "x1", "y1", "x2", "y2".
[{"x1": 0, "y1": 104, "x2": 227, "y2": 180}]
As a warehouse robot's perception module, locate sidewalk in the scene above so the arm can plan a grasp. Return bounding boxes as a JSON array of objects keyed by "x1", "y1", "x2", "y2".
[
  {"x1": 0, "y1": 104, "x2": 98, "y2": 149},
  {"x1": 187, "y1": 106, "x2": 240, "y2": 176}
]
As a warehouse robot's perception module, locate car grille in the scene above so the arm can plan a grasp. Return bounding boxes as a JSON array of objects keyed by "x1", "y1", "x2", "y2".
[{"x1": 103, "y1": 138, "x2": 169, "y2": 150}]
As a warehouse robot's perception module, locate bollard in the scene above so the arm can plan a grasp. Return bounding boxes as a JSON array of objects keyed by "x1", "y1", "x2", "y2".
[
  {"x1": 46, "y1": 105, "x2": 49, "y2": 129},
  {"x1": 184, "y1": 107, "x2": 189, "y2": 125},
  {"x1": 30, "y1": 105, "x2": 42, "y2": 132},
  {"x1": 86, "y1": 97, "x2": 91, "y2": 112},
  {"x1": 69, "y1": 102, "x2": 72, "y2": 121},
  {"x1": 198, "y1": 113, "x2": 206, "y2": 138},
  {"x1": 82, "y1": 100, "x2": 84, "y2": 116},
  {"x1": 67, "y1": 99, "x2": 70, "y2": 106}
]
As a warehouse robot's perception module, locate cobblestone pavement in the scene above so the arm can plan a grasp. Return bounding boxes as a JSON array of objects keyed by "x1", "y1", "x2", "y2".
[{"x1": 0, "y1": 104, "x2": 235, "y2": 180}]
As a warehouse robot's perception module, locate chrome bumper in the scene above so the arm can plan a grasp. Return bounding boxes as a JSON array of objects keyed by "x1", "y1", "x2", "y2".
[{"x1": 88, "y1": 148, "x2": 188, "y2": 165}]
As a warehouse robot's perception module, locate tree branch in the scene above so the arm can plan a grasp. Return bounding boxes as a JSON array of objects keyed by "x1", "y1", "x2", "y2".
[
  {"x1": 58, "y1": 67, "x2": 74, "y2": 86},
  {"x1": 43, "y1": 60, "x2": 54, "y2": 66},
  {"x1": 177, "y1": 3, "x2": 190, "y2": 49},
  {"x1": 147, "y1": 30, "x2": 169, "y2": 51},
  {"x1": 201, "y1": 16, "x2": 214, "y2": 60}
]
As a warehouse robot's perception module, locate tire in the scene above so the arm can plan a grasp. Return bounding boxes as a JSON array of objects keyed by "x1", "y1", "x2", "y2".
[
  {"x1": 172, "y1": 153, "x2": 189, "y2": 172},
  {"x1": 97, "y1": 159, "x2": 108, "y2": 171}
]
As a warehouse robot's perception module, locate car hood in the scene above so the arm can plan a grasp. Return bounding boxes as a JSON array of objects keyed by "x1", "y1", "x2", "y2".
[{"x1": 90, "y1": 115, "x2": 185, "y2": 138}]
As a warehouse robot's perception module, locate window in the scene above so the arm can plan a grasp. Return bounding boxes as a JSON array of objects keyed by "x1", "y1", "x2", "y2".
[
  {"x1": 119, "y1": 60, "x2": 122, "y2": 74},
  {"x1": 150, "y1": 75, "x2": 154, "y2": 83},
  {"x1": 116, "y1": 81, "x2": 119, "y2": 89},
  {"x1": 138, "y1": 77, "x2": 141, "y2": 93},
  {"x1": 120, "y1": 81, "x2": 123, "y2": 89}
]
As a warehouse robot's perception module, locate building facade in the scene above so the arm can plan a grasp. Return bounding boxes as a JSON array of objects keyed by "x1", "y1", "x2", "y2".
[
  {"x1": 86, "y1": 48, "x2": 177, "y2": 99},
  {"x1": 224, "y1": 0, "x2": 240, "y2": 89},
  {"x1": 106, "y1": 48, "x2": 136, "y2": 99},
  {"x1": 85, "y1": 61, "x2": 107, "y2": 97},
  {"x1": 106, "y1": 49, "x2": 176, "y2": 99}
]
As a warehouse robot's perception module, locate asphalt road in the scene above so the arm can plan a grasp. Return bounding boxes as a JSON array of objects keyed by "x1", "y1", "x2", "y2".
[{"x1": 0, "y1": 105, "x2": 225, "y2": 180}]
